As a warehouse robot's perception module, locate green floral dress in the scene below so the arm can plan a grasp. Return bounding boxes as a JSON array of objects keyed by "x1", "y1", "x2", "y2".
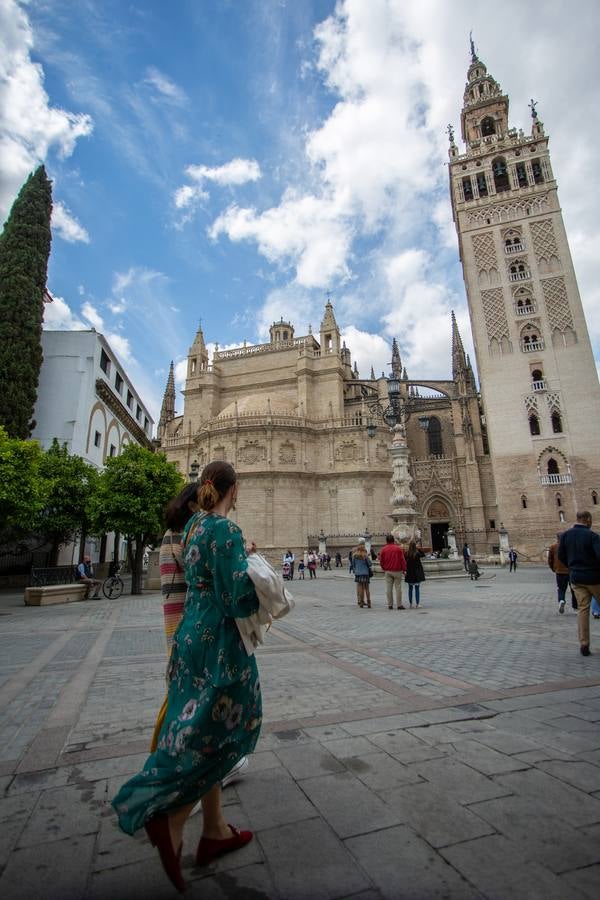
[{"x1": 112, "y1": 513, "x2": 261, "y2": 835}]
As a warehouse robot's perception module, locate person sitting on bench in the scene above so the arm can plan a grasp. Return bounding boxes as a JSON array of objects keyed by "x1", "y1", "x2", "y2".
[
  {"x1": 77, "y1": 555, "x2": 101, "y2": 598},
  {"x1": 468, "y1": 559, "x2": 481, "y2": 581}
]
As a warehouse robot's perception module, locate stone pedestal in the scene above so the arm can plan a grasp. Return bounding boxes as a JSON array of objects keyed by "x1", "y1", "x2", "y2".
[
  {"x1": 446, "y1": 527, "x2": 459, "y2": 560},
  {"x1": 388, "y1": 424, "x2": 420, "y2": 545}
]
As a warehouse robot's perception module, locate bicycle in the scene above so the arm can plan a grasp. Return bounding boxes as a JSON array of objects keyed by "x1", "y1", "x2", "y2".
[{"x1": 102, "y1": 564, "x2": 125, "y2": 599}]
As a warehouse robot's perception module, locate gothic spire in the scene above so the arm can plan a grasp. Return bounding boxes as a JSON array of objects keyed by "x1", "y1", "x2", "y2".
[
  {"x1": 391, "y1": 338, "x2": 402, "y2": 377},
  {"x1": 158, "y1": 360, "x2": 176, "y2": 439},
  {"x1": 451, "y1": 310, "x2": 467, "y2": 379},
  {"x1": 320, "y1": 297, "x2": 338, "y2": 331},
  {"x1": 370, "y1": 365, "x2": 376, "y2": 380}
]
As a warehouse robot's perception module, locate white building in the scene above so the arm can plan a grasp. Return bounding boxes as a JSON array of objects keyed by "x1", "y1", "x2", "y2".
[{"x1": 32, "y1": 329, "x2": 154, "y2": 564}]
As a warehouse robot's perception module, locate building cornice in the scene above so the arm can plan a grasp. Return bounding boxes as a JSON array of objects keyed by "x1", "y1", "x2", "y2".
[{"x1": 95, "y1": 379, "x2": 153, "y2": 449}]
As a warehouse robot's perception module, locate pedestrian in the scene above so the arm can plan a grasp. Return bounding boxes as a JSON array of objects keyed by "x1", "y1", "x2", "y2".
[
  {"x1": 378, "y1": 533, "x2": 407, "y2": 609},
  {"x1": 325, "y1": 553, "x2": 332, "y2": 570},
  {"x1": 592, "y1": 595, "x2": 600, "y2": 620},
  {"x1": 76, "y1": 554, "x2": 101, "y2": 599},
  {"x1": 352, "y1": 539, "x2": 373, "y2": 608},
  {"x1": 468, "y1": 558, "x2": 481, "y2": 580},
  {"x1": 558, "y1": 510, "x2": 600, "y2": 656},
  {"x1": 462, "y1": 543, "x2": 470, "y2": 573},
  {"x1": 298, "y1": 559, "x2": 305, "y2": 579},
  {"x1": 112, "y1": 461, "x2": 262, "y2": 892},
  {"x1": 348, "y1": 549, "x2": 354, "y2": 574},
  {"x1": 159, "y1": 483, "x2": 201, "y2": 652},
  {"x1": 547, "y1": 532, "x2": 575, "y2": 615},
  {"x1": 335, "y1": 551, "x2": 342, "y2": 568},
  {"x1": 308, "y1": 550, "x2": 317, "y2": 579},
  {"x1": 405, "y1": 541, "x2": 426, "y2": 608},
  {"x1": 283, "y1": 549, "x2": 295, "y2": 580},
  {"x1": 508, "y1": 548, "x2": 518, "y2": 572}
]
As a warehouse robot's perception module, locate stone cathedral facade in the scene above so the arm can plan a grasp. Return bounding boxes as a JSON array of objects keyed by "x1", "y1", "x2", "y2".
[{"x1": 159, "y1": 48, "x2": 599, "y2": 560}]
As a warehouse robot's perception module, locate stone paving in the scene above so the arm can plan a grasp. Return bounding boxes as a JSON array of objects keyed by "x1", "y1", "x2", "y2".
[{"x1": 0, "y1": 565, "x2": 599, "y2": 898}]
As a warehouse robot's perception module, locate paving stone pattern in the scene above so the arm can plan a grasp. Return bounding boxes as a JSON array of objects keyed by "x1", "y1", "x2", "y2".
[{"x1": 0, "y1": 566, "x2": 599, "y2": 898}]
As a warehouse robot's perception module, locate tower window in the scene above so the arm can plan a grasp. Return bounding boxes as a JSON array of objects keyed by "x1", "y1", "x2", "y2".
[
  {"x1": 476, "y1": 173, "x2": 488, "y2": 197},
  {"x1": 115, "y1": 372, "x2": 123, "y2": 394},
  {"x1": 529, "y1": 414, "x2": 540, "y2": 435},
  {"x1": 462, "y1": 177, "x2": 474, "y2": 201},
  {"x1": 521, "y1": 494, "x2": 528, "y2": 509},
  {"x1": 94, "y1": 430, "x2": 101, "y2": 448},
  {"x1": 492, "y1": 157, "x2": 510, "y2": 192},
  {"x1": 551, "y1": 412, "x2": 563, "y2": 433},
  {"x1": 531, "y1": 159, "x2": 544, "y2": 184},
  {"x1": 592, "y1": 491, "x2": 598, "y2": 506},
  {"x1": 481, "y1": 116, "x2": 495, "y2": 136},
  {"x1": 100, "y1": 349, "x2": 111, "y2": 375},
  {"x1": 427, "y1": 417, "x2": 443, "y2": 456},
  {"x1": 547, "y1": 458, "x2": 559, "y2": 475},
  {"x1": 556, "y1": 494, "x2": 562, "y2": 507},
  {"x1": 559, "y1": 510, "x2": 565, "y2": 522},
  {"x1": 516, "y1": 163, "x2": 528, "y2": 187},
  {"x1": 126, "y1": 390, "x2": 133, "y2": 409}
]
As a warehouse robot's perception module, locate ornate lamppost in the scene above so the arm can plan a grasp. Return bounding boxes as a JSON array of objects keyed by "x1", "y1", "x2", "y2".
[
  {"x1": 188, "y1": 460, "x2": 200, "y2": 482},
  {"x1": 365, "y1": 370, "x2": 429, "y2": 545}
]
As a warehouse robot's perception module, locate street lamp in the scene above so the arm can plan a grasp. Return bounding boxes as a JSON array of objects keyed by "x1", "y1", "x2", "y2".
[{"x1": 188, "y1": 460, "x2": 200, "y2": 482}]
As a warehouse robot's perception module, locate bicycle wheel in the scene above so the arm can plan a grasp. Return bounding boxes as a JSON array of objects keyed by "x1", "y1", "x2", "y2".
[{"x1": 103, "y1": 577, "x2": 123, "y2": 599}]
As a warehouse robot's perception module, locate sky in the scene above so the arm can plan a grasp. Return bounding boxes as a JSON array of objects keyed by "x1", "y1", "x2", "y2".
[{"x1": 2, "y1": 0, "x2": 599, "y2": 427}]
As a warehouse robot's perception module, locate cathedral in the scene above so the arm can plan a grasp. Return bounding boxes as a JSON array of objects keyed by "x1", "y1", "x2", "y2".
[{"x1": 158, "y1": 46, "x2": 600, "y2": 561}]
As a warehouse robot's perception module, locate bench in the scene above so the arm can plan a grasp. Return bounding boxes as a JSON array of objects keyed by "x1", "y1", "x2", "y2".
[{"x1": 24, "y1": 565, "x2": 89, "y2": 606}]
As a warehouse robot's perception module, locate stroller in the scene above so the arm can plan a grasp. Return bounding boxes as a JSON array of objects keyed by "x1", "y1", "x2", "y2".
[{"x1": 282, "y1": 561, "x2": 292, "y2": 581}]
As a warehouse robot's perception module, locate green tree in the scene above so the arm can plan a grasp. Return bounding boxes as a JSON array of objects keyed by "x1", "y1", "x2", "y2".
[
  {"x1": 91, "y1": 444, "x2": 184, "y2": 594},
  {"x1": 0, "y1": 426, "x2": 45, "y2": 542},
  {"x1": 0, "y1": 166, "x2": 53, "y2": 438},
  {"x1": 37, "y1": 439, "x2": 99, "y2": 566}
]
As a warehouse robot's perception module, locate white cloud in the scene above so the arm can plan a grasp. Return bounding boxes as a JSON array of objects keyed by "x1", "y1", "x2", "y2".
[
  {"x1": 112, "y1": 266, "x2": 165, "y2": 294},
  {"x1": 173, "y1": 183, "x2": 208, "y2": 210},
  {"x1": 52, "y1": 200, "x2": 89, "y2": 243},
  {"x1": 106, "y1": 332, "x2": 133, "y2": 365},
  {"x1": 144, "y1": 66, "x2": 187, "y2": 106},
  {"x1": 340, "y1": 327, "x2": 391, "y2": 378},
  {"x1": 186, "y1": 158, "x2": 261, "y2": 187},
  {"x1": 81, "y1": 300, "x2": 103, "y2": 330},
  {"x1": 0, "y1": 0, "x2": 93, "y2": 219},
  {"x1": 174, "y1": 358, "x2": 187, "y2": 389},
  {"x1": 108, "y1": 298, "x2": 127, "y2": 315},
  {"x1": 42, "y1": 294, "x2": 85, "y2": 330}
]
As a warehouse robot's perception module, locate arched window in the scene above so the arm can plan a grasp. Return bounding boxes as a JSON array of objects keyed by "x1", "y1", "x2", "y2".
[
  {"x1": 476, "y1": 173, "x2": 488, "y2": 197},
  {"x1": 481, "y1": 116, "x2": 496, "y2": 136},
  {"x1": 592, "y1": 491, "x2": 598, "y2": 506},
  {"x1": 462, "y1": 177, "x2": 473, "y2": 201},
  {"x1": 532, "y1": 369, "x2": 543, "y2": 382},
  {"x1": 521, "y1": 494, "x2": 528, "y2": 509},
  {"x1": 551, "y1": 412, "x2": 563, "y2": 433},
  {"x1": 529, "y1": 414, "x2": 540, "y2": 435},
  {"x1": 547, "y1": 458, "x2": 559, "y2": 475},
  {"x1": 428, "y1": 417, "x2": 443, "y2": 456},
  {"x1": 492, "y1": 157, "x2": 510, "y2": 192},
  {"x1": 531, "y1": 159, "x2": 544, "y2": 184},
  {"x1": 559, "y1": 510, "x2": 565, "y2": 523},
  {"x1": 556, "y1": 494, "x2": 562, "y2": 507},
  {"x1": 516, "y1": 163, "x2": 528, "y2": 187}
]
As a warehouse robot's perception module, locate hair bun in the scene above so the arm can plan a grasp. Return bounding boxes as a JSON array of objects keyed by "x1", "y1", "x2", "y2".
[{"x1": 198, "y1": 481, "x2": 220, "y2": 511}]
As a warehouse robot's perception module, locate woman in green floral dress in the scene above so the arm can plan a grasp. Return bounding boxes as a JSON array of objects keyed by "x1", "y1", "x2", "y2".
[{"x1": 112, "y1": 461, "x2": 261, "y2": 891}]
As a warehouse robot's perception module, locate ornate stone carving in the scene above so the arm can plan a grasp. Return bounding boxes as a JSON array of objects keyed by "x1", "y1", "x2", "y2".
[
  {"x1": 524, "y1": 395, "x2": 539, "y2": 415},
  {"x1": 279, "y1": 440, "x2": 297, "y2": 464},
  {"x1": 467, "y1": 194, "x2": 548, "y2": 226},
  {"x1": 472, "y1": 232, "x2": 498, "y2": 271},
  {"x1": 213, "y1": 445, "x2": 226, "y2": 460},
  {"x1": 335, "y1": 440, "x2": 358, "y2": 462},
  {"x1": 376, "y1": 441, "x2": 388, "y2": 462},
  {"x1": 238, "y1": 441, "x2": 266, "y2": 465},
  {"x1": 481, "y1": 288, "x2": 510, "y2": 341},
  {"x1": 530, "y1": 219, "x2": 558, "y2": 260},
  {"x1": 545, "y1": 392, "x2": 561, "y2": 414},
  {"x1": 428, "y1": 499, "x2": 450, "y2": 519},
  {"x1": 541, "y1": 276, "x2": 574, "y2": 333}
]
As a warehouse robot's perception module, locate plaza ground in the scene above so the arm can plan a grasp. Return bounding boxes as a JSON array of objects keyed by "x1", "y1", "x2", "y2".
[{"x1": 0, "y1": 565, "x2": 599, "y2": 899}]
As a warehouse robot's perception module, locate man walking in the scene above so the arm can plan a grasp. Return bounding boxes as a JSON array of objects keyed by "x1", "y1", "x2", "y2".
[
  {"x1": 548, "y1": 533, "x2": 574, "y2": 614},
  {"x1": 508, "y1": 548, "x2": 518, "y2": 572},
  {"x1": 558, "y1": 511, "x2": 600, "y2": 656},
  {"x1": 378, "y1": 534, "x2": 407, "y2": 610},
  {"x1": 462, "y1": 543, "x2": 470, "y2": 573}
]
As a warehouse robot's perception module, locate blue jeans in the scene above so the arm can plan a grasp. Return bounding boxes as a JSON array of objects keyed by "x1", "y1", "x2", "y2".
[
  {"x1": 592, "y1": 595, "x2": 600, "y2": 616},
  {"x1": 407, "y1": 583, "x2": 420, "y2": 605}
]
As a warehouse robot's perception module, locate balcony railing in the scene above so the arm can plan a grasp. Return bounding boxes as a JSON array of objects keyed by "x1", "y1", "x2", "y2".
[
  {"x1": 505, "y1": 242, "x2": 524, "y2": 254},
  {"x1": 540, "y1": 473, "x2": 572, "y2": 485},
  {"x1": 522, "y1": 340, "x2": 544, "y2": 352},
  {"x1": 515, "y1": 304, "x2": 536, "y2": 316},
  {"x1": 509, "y1": 270, "x2": 531, "y2": 282},
  {"x1": 531, "y1": 380, "x2": 546, "y2": 391}
]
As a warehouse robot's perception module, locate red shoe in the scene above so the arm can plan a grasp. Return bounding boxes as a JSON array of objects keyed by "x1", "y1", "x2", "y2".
[
  {"x1": 144, "y1": 813, "x2": 185, "y2": 892},
  {"x1": 196, "y1": 824, "x2": 253, "y2": 866}
]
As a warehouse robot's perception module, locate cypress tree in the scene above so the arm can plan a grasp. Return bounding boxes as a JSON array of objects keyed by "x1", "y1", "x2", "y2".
[{"x1": 0, "y1": 166, "x2": 53, "y2": 438}]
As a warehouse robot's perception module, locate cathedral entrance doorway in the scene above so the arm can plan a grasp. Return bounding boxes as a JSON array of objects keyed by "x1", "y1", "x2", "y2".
[{"x1": 430, "y1": 522, "x2": 449, "y2": 553}]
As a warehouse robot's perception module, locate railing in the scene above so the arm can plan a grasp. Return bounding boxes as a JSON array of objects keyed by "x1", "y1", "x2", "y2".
[
  {"x1": 522, "y1": 340, "x2": 544, "y2": 352},
  {"x1": 509, "y1": 270, "x2": 530, "y2": 282},
  {"x1": 505, "y1": 242, "x2": 524, "y2": 254},
  {"x1": 214, "y1": 337, "x2": 313, "y2": 360},
  {"x1": 531, "y1": 380, "x2": 546, "y2": 391},
  {"x1": 515, "y1": 304, "x2": 536, "y2": 316},
  {"x1": 539, "y1": 473, "x2": 572, "y2": 485}
]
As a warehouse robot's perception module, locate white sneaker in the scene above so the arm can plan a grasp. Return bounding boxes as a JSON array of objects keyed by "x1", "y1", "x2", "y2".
[
  {"x1": 221, "y1": 756, "x2": 249, "y2": 788},
  {"x1": 559, "y1": 599, "x2": 565, "y2": 614}
]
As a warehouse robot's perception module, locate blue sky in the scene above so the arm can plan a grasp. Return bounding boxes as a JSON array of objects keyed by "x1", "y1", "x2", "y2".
[{"x1": 2, "y1": 0, "x2": 599, "y2": 424}]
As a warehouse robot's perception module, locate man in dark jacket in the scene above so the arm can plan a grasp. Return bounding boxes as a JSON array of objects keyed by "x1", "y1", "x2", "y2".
[{"x1": 558, "y1": 511, "x2": 600, "y2": 656}]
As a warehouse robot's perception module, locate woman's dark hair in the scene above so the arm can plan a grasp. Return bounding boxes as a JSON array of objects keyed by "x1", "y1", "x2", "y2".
[
  {"x1": 406, "y1": 540, "x2": 418, "y2": 559},
  {"x1": 198, "y1": 461, "x2": 237, "y2": 511},
  {"x1": 164, "y1": 482, "x2": 200, "y2": 531}
]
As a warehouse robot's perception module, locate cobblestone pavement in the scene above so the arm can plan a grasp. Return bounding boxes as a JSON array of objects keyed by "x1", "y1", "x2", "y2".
[{"x1": 1, "y1": 566, "x2": 599, "y2": 899}]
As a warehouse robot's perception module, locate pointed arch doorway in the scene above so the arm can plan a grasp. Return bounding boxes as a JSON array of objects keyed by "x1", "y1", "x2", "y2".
[{"x1": 427, "y1": 498, "x2": 451, "y2": 553}]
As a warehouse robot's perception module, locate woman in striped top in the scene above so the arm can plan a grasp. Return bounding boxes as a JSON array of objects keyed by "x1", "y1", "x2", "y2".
[{"x1": 159, "y1": 483, "x2": 201, "y2": 652}]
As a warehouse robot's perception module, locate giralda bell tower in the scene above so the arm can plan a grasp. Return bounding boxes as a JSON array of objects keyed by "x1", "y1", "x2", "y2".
[{"x1": 448, "y1": 40, "x2": 600, "y2": 554}]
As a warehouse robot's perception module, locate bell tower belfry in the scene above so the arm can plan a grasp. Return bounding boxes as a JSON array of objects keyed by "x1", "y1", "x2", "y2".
[{"x1": 448, "y1": 40, "x2": 600, "y2": 553}]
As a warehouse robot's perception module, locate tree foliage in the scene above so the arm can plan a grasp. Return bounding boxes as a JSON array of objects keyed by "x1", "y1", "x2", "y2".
[
  {"x1": 37, "y1": 439, "x2": 99, "y2": 565},
  {"x1": 91, "y1": 444, "x2": 184, "y2": 594},
  {"x1": 0, "y1": 426, "x2": 45, "y2": 541},
  {"x1": 0, "y1": 166, "x2": 53, "y2": 438}
]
